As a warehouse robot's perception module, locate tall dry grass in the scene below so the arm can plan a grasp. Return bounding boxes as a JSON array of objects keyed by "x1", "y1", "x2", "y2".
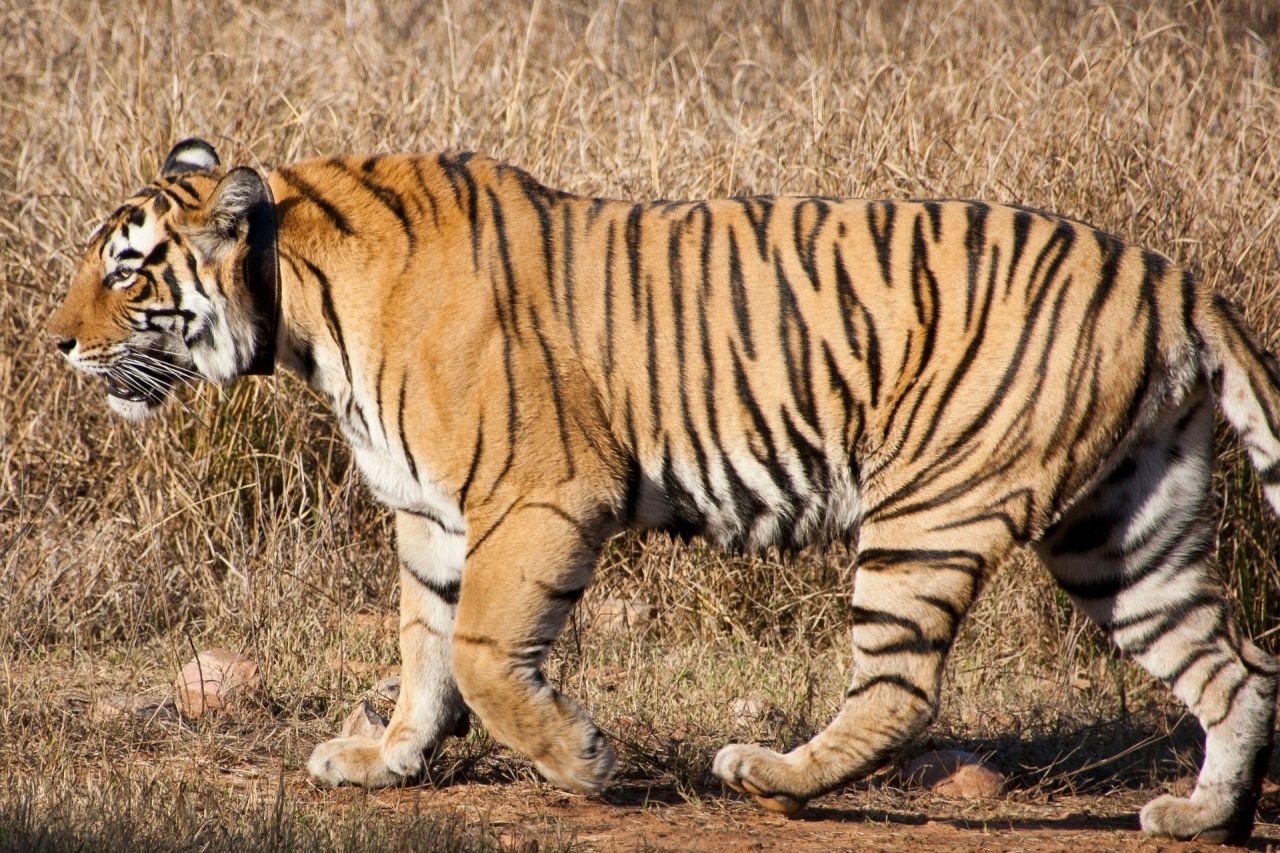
[{"x1": 3, "y1": 0, "x2": 1280, "y2": 846}]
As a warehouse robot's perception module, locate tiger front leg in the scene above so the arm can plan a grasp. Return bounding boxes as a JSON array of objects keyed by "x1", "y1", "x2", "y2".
[
  {"x1": 450, "y1": 495, "x2": 615, "y2": 794},
  {"x1": 308, "y1": 510, "x2": 468, "y2": 787}
]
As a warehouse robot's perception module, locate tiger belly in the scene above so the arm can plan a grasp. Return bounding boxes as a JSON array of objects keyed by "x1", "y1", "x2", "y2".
[
  {"x1": 348, "y1": 439, "x2": 465, "y2": 537},
  {"x1": 628, "y1": 445, "x2": 862, "y2": 551}
]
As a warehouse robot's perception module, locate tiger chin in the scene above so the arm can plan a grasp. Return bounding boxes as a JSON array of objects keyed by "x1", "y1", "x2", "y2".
[{"x1": 51, "y1": 138, "x2": 1280, "y2": 844}]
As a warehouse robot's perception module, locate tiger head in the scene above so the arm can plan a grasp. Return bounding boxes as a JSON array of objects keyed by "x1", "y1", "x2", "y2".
[{"x1": 48, "y1": 139, "x2": 279, "y2": 421}]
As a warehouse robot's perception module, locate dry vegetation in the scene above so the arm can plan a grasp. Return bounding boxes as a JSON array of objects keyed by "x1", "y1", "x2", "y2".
[{"x1": 3, "y1": 0, "x2": 1280, "y2": 849}]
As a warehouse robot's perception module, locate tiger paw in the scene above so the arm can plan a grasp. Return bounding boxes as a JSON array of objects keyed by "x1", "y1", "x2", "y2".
[
  {"x1": 713, "y1": 743, "x2": 808, "y2": 816},
  {"x1": 307, "y1": 735, "x2": 404, "y2": 788},
  {"x1": 533, "y1": 725, "x2": 616, "y2": 794},
  {"x1": 378, "y1": 717, "x2": 435, "y2": 778},
  {"x1": 1139, "y1": 793, "x2": 1239, "y2": 844}
]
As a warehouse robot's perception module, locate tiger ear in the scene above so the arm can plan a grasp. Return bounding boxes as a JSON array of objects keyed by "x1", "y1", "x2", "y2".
[
  {"x1": 192, "y1": 167, "x2": 269, "y2": 259},
  {"x1": 161, "y1": 138, "x2": 220, "y2": 177}
]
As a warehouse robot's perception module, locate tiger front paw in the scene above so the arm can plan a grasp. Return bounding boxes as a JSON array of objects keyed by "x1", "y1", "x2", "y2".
[
  {"x1": 533, "y1": 725, "x2": 617, "y2": 794},
  {"x1": 307, "y1": 735, "x2": 404, "y2": 788}
]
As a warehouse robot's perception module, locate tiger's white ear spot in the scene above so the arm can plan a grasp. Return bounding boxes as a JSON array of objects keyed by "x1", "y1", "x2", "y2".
[{"x1": 162, "y1": 138, "x2": 221, "y2": 177}]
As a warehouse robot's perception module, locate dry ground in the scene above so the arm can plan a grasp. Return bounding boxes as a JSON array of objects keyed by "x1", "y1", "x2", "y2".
[{"x1": 4, "y1": 0, "x2": 1280, "y2": 850}]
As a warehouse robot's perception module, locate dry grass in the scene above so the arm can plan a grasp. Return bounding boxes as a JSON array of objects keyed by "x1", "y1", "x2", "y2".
[{"x1": 3, "y1": 0, "x2": 1280, "y2": 849}]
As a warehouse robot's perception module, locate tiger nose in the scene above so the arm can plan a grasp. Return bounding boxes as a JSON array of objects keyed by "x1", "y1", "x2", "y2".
[{"x1": 55, "y1": 337, "x2": 76, "y2": 354}]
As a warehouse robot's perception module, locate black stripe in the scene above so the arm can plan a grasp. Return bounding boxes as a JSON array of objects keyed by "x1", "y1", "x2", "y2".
[
  {"x1": 487, "y1": 186, "x2": 522, "y2": 338},
  {"x1": 922, "y1": 200, "x2": 942, "y2": 241},
  {"x1": 1055, "y1": 523, "x2": 1212, "y2": 600},
  {"x1": 832, "y1": 245, "x2": 862, "y2": 359},
  {"x1": 454, "y1": 633, "x2": 498, "y2": 647},
  {"x1": 727, "y1": 228, "x2": 755, "y2": 359},
  {"x1": 867, "y1": 201, "x2": 896, "y2": 286},
  {"x1": 936, "y1": 221, "x2": 1075, "y2": 461},
  {"x1": 278, "y1": 168, "x2": 355, "y2": 236},
  {"x1": 402, "y1": 506, "x2": 465, "y2": 538},
  {"x1": 524, "y1": 501, "x2": 588, "y2": 536},
  {"x1": 332, "y1": 159, "x2": 416, "y2": 254},
  {"x1": 303, "y1": 259, "x2": 352, "y2": 388},
  {"x1": 458, "y1": 417, "x2": 485, "y2": 509},
  {"x1": 517, "y1": 176, "x2": 557, "y2": 312},
  {"x1": 625, "y1": 205, "x2": 644, "y2": 322},
  {"x1": 794, "y1": 198, "x2": 829, "y2": 291},
  {"x1": 669, "y1": 216, "x2": 715, "y2": 505},
  {"x1": 961, "y1": 203, "x2": 989, "y2": 329},
  {"x1": 481, "y1": 335, "x2": 519, "y2": 502},
  {"x1": 181, "y1": 241, "x2": 208, "y2": 296},
  {"x1": 775, "y1": 255, "x2": 818, "y2": 433},
  {"x1": 603, "y1": 219, "x2": 617, "y2": 376},
  {"x1": 402, "y1": 561, "x2": 460, "y2": 605},
  {"x1": 823, "y1": 343, "x2": 861, "y2": 456},
  {"x1": 1203, "y1": 671, "x2": 1248, "y2": 729},
  {"x1": 1005, "y1": 209, "x2": 1032, "y2": 294},
  {"x1": 858, "y1": 636, "x2": 950, "y2": 657},
  {"x1": 645, "y1": 282, "x2": 661, "y2": 439},
  {"x1": 859, "y1": 547, "x2": 985, "y2": 578},
  {"x1": 620, "y1": 456, "x2": 642, "y2": 522},
  {"x1": 846, "y1": 673, "x2": 931, "y2": 705},
  {"x1": 659, "y1": 437, "x2": 706, "y2": 538},
  {"x1": 409, "y1": 158, "x2": 441, "y2": 228},
  {"x1": 730, "y1": 346, "x2": 798, "y2": 515},
  {"x1": 562, "y1": 204, "x2": 578, "y2": 343},
  {"x1": 909, "y1": 244, "x2": 997, "y2": 462},
  {"x1": 437, "y1": 152, "x2": 480, "y2": 270},
  {"x1": 738, "y1": 196, "x2": 773, "y2": 259},
  {"x1": 374, "y1": 354, "x2": 387, "y2": 432},
  {"x1": 909, "y1": 214, "x2": 940, "y2": 370},
  {"x1": 851, "y1": 606, "x2": 924, "y2": 635},
  {"x1": 529, "y1": 308, "x2": 576, "y2": 479},
  {"x1": 466, "y1": 500, "x2": 518, "y2": 558},
  {"x1": 536, "y1": 579, "x2": 587, "y2": 604},
  {"x1": 397, "y1": 373, "x2": 420, "y2": 482}
]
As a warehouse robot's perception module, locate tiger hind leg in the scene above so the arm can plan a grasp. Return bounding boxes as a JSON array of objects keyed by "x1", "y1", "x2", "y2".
[
  {"x1": 1036, "y1": 387, "x2": 1278, "y2": 843},
  {"x1": 713, "y1": 516, "x2": 1003, "y2": 813}
]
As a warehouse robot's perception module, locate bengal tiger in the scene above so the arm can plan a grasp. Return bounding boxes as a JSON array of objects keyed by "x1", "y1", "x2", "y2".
[{"x1": 49, "y1": 138, "x2": 1280, "y2": 843}]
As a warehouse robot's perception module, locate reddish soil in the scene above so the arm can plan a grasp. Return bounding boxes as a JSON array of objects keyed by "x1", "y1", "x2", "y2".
[{"x1": 299, "y1": 777, "x2": 1280, "y2": 852}]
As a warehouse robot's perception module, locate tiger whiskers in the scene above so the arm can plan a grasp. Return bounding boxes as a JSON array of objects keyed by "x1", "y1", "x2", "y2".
[{"x1": 110, "y1": 360, "x2": 214, "y2": 430}]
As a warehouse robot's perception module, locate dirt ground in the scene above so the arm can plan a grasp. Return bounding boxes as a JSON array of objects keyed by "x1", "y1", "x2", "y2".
[{"x1": 294, "y1": 775, "x2": 1280, "y2": 852}]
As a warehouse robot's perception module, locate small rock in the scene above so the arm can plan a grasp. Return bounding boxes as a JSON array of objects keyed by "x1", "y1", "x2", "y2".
[
  {"x1": 731, "y1": 696, "x2": 766, "y2": 722},
  {"x1": 371, "y1": 674, "x2": 401, "y2": 703},
  {"x1": 341, "y1": 700, "x2": 389, "y2": 739},
  {"x1": 903, "y1": 749, "x2": 1005, "y2": 799},
  {"x1": 89, "y1": 693, "x2": 179, "y2": 724},
  {"x1": 589, "y1": 598, "x2": 654, "y2": 632},
  {"x1": 174, "y1": 649, "x2": 264, "y2": 720},
  {"x1": 730, "y1": 696, "x2": 785, "y2": 729}
]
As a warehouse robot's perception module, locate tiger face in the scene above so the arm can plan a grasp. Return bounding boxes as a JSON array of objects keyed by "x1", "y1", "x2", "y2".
[{"x1": 49, "y1": 139, "x2": 278, "y2": 420}]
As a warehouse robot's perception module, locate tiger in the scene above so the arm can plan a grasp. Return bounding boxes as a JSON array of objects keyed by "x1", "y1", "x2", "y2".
[{"x1": 49, "y1": 137, "x2": 1280, "y2": 843}]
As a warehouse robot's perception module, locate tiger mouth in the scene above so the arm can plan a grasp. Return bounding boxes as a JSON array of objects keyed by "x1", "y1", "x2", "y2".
[{"x1": 103, "y1": 359, "x2": 176, "y2": 406}]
